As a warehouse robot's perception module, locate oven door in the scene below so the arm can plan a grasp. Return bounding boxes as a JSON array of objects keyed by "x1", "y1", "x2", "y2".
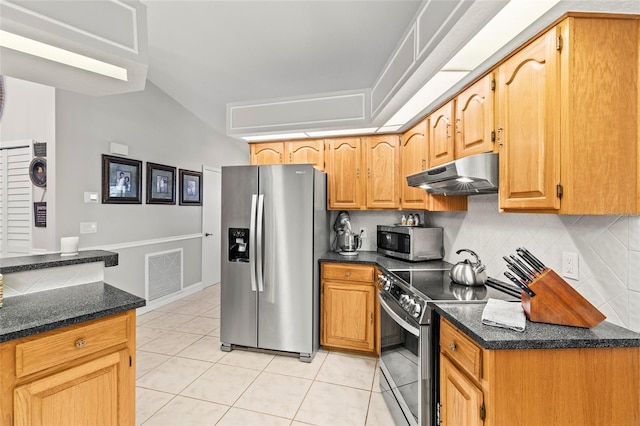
[{"x1": 379, "y1": 291, "x2": 423, "y2": 426}]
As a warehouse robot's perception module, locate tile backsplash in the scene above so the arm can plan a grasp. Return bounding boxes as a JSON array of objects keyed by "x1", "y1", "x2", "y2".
[{"x1": 334, "y1": 194, "x2": 640, "y2": 332}]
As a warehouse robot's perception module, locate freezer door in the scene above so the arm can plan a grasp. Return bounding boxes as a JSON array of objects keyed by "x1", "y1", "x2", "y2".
[
  {"x1": 220, "y1": 165, "x2": 258, "y2": 348},
  {"x1": 258, "y1": 164, "x2": 315, "y2": 354}
]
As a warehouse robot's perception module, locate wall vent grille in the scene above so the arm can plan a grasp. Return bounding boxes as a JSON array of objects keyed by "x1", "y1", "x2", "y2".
[{"x1": 145, "y1": 248, "x2": 182, "y2": 301}]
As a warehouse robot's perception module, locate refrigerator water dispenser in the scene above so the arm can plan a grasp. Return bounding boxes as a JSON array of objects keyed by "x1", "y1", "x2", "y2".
[{"x1": 228, "y1": 228, "x2": 249, "y2": 262}]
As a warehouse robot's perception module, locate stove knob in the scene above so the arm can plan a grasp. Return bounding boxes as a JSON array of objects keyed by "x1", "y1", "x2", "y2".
[
  {"x1": 383, "y1": 281, "x2": 391, "y2": 291},
  {"x1": 399, "y1": 294, "x2": 409, "y2": 307},
  {"x1": 411, "y1": 303, "x2": 422, "y2": 318}
]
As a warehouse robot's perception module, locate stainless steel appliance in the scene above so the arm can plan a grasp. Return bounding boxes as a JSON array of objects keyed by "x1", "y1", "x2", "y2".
[
  {"x1": 332, "y1": 210, "x2": 362, "y2": 255},
  {"x1": 220, "y1": 164, "x2": 328, "y2": 362},
  {"x1": 377, "y1": 225, "x2": 444, "y2": 262},
  {"x1": 406, "y1": 152, "x2": 498, "y2": 196},
  {"x1": 377, "y1": 267, "x2": 519, "y2": 425}
]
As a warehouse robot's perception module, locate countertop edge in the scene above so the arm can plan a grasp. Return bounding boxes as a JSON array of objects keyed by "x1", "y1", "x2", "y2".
[
  {"x1": 0, "y1": 282, "x2": 146, "y2": 343},
  {"x1": 429, "y1": 302, "x2": 640, "y2": 350},
  {"x1": 0, "y1": 250, "x2": 119, "y2": 274}
]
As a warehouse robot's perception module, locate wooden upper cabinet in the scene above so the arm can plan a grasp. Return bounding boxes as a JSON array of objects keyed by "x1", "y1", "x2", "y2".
[
  {"x1": 249, "y1": 142, "x2": 284, "y2": 165},
  {"x1": 326, "y1": 137, "x2": 364, "y2": 209},
  {"x1": 365, "y1": 135, "x2": 400, "y2": 209},
  {"x1": 400, "y1": 120, "x2": 428, "y2": 209},
  {"x1": 455, "y1": 73, "x2": 495, "y2": 158},
  {"x1": 497, "y1": 27, "x2": 561, "y2": 211},
  {"x1": 286, "y1": 139, "x2": 325, "y2": 170},
  {"x1": 428, "y1": 101, "x2": 455, "y2": 168}
]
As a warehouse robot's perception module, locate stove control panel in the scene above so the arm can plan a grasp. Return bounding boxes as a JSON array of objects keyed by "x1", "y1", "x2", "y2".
[{"x1": 378, "y1": 272, "x2": 426, "y2": 319}]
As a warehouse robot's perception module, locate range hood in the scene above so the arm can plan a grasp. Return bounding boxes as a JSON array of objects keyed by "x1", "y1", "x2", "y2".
[{"x1": 407, "y1": 152, "x2": 499, "y2": 195}]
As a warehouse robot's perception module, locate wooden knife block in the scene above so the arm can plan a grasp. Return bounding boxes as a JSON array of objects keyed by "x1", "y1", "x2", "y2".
[{"x1": 520, "y1": 269, "x2": 605, "y2": 328}]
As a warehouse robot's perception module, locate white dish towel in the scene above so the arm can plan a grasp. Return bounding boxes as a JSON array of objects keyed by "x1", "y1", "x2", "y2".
[{"x1": 481, "y1": 298, "x2": 526, "y2": 332}]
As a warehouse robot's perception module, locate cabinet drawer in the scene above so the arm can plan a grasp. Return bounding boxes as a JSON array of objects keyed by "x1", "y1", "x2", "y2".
[
  {"x1": 322, "y1": 263, "x2": 374, "y2": 282},
  {"x1": 15, "y1": 313, "x2": 130, "y2": 378},
  {"x1": 440, "y1": 319, "x2": 482, "y2": 381}
]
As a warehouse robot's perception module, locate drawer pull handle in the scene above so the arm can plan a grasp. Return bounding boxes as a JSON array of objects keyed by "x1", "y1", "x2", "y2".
[
  {"x1": 345, "y1": 271, "x2": 351, "y2": 277},
  {"x1": 449, "y1": 342, "x2": 457, "y2": 351},
  {"x1": 75, "y1": 338, "x2": 86, "y2": 349}
]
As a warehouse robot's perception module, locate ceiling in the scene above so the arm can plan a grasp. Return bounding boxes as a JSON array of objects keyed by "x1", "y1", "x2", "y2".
[{"x1": 143, "y1": 0, "x2": 425, "y2": 139}]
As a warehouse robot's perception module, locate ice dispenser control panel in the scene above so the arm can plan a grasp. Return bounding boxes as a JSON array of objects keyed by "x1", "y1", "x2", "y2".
[{"x1": 228, "y1": 228, "x2": 249, "y2": 262}]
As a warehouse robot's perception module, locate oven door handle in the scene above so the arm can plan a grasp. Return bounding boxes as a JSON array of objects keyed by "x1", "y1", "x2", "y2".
[{"x1": 379, "y1": 292, "x2": 420, "y2": 337}]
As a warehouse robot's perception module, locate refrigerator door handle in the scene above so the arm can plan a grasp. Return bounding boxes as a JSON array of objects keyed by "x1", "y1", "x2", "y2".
[
  {"x1": 256, "y1": 194, "x2": 265, "y2": 292},
  {"x1": 249, "y1": 194, "x2": 258, "y2": 292}
]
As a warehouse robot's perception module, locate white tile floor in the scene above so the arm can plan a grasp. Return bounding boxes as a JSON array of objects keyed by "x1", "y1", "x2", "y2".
[{"x1": 136, "y1": 284, "x2": 396, "y2": 425}]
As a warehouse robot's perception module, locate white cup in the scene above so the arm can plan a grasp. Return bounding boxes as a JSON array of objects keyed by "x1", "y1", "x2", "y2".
[{"x1": 60, "y1": 236, "x2": 79, "y2": 256}]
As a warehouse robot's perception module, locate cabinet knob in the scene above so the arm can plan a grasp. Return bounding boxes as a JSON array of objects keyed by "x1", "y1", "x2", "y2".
[
  {"x1": 449, "y1": 342, "x2": 457, "y2": 351},
  {"x1": 75, "y1": 338, "x2": 86, "y2": 349},
  {"x1": 345, "y1": 271, "x2": 351, "y2": 277}
]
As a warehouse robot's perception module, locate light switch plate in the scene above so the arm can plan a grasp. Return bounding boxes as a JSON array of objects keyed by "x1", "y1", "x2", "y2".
[{"x1": 80, "y1": 222, "x2": 97, "y2": 234}]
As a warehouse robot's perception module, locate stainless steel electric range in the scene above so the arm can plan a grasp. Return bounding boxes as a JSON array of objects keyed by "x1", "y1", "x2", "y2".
[{"x1": 377, "y1": 267, "x2": 519, "y2": 426}]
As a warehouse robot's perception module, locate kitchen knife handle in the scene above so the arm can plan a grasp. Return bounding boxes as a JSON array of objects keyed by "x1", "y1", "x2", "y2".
[
  {"x1": 504, "y1": 271, "x2": 536, "y2": 297},
  {"x1": 520, "y1": 247, "x2": 547, "y2": 272},
  {"x1": 516, "y1": 248, "x2": 544, "y2": 274},
  {"x1": 510, "y1": 254, "x2": 537, "y2": 280}
]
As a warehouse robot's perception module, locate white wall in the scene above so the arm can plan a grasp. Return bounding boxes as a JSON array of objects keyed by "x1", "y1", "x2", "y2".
[
  {"x1": 343, "y1": 196, "x2": 640, "y2": 333},
  {"x1": 55, "y1": 80, "x2": 248, "y2": 297},
  {"x1": 0, "y1": 76, "x2": 56, "y2": 252}
]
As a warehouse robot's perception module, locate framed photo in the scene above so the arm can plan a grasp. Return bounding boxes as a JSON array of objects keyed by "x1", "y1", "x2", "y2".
[
  {"x1": 102, "y1": 154, "x2": 142, "y2": 204},
  {"x1": 146, "y1": 162, "x2": 176, "y2": 204},
  {"x1": 179, "y1": 169, "x2": 202, "y2": 206}
]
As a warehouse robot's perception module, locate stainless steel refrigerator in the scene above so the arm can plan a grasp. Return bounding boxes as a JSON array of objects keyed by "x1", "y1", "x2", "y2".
[{"x1": 220, "y1": 164, "x2": 328, "y2": 362}]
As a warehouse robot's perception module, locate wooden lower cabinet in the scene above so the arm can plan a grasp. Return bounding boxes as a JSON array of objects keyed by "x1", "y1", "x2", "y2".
[
  {"x1": 440, "y1": 318, "x2": 640, "y2": 425},
  {"x1": 320, "y1": 263, "x2": 378, "y2": 356},
  {"x1": 0, "y1": 311, "x2": 136, "y2": 426}
]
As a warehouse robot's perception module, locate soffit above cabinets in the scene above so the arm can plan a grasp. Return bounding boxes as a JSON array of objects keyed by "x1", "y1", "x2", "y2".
[{"x1": 0, "y1": 0, "x2": 148, "y2": 96}]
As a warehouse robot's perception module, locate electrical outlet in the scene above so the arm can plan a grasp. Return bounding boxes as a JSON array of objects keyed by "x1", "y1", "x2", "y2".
[
  {"x1": 359, "y1": 227, "x2": 367, "y2": 239},
  {"x1": 80, "y1": 222, "x2": 97, "y2": 234},
  {"x1": 562, "y1": 252, "x2": 579, "y2": 280}
]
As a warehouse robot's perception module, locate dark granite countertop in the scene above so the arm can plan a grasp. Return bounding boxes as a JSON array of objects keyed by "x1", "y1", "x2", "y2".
[
  {"x1": 0, "y1": 250, "x2": 118, "y2": 274},
  {"x1": 0, "y1": 281, "x2": 145, "y2": 343},
  {"x1": 320, "y1": 250, "x2": 453, "y2": 272},
  {"x1": 430, "y1": 302, "x2": 640, "y2": 350}
]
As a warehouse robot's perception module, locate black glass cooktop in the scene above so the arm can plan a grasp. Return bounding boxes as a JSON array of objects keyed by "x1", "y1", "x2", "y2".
[{"x1": 389, "y1": 270, "x2": 519, "y2": 302}]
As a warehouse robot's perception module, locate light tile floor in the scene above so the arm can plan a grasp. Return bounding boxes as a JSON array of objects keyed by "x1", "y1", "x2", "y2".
[{"x1": 136, "y1": 284, "x2": 396, "y2": 425}]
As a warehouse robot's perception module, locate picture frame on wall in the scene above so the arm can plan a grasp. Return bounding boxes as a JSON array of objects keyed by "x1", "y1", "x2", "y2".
[
  {"x1": 102, "y1": 154, "x2": 142, "y2": 204},
  {"x1": 179, "y1": 169, "x2": 202, "y2": 206},
  {"x1": 146, "y1": 162, "x2": 176, "y2": 204}
]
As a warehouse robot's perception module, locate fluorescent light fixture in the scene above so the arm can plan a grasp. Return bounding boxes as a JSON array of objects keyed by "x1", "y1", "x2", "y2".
[
  {"x1": 444, "y1": 0, "x2": 561, "y2": 71},
  {"x1": 384, "y1": 0, "x2": 561, "y2": 129},
  {"x1": 305, "y1": 127, "x2": 379, "y2": 138},
  {"x1": 377, "y1": 125, "x2": 403, "y2": 133},
  {"x1": 0, "y1": 30, "x2": 128, "y2": 81},
  {"x1": 242, "y1": 132, "x2": 308, "y2": 142},
  {"x1": 384, "y1": 71, "x2": 468, "y2": 127}
]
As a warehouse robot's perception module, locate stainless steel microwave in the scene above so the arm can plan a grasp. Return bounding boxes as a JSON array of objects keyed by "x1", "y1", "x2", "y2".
[{"x1": 377, "y1": 225, "x2": 444, "y2": 262}]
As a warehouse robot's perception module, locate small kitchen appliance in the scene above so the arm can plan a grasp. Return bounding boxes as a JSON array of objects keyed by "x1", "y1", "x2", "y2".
[
  {"x1": 333, "y1": 211, "x2": 362, "y2": 255},
  {"x1": 377, "y1": 225, "x2": 443, "y2": 261}
]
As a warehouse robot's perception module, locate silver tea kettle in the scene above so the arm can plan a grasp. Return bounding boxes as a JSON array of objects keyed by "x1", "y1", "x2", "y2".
[{"x1": 449, "y1": 249, "x2": 487, "y2": 286}]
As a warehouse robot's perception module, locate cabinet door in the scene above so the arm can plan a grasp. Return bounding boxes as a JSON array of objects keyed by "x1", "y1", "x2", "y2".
[
  {"x1": 321, "y1": 281, "x2": 375, "y2": 353},
  {"x1": 440, "y1": 355, "x2": 484, "y2": 426},
  {"x1": 326, "y1": 138, "x2": 364, "y2": 210},
  {"x1": 455, "y1": 74, "x2": 495, "y2": 158},
  {"x1": 497, "y1": 28, "x2": 560, "y2": 210},
  {"x1": 287, "y1": 139, "x2": 325, "y2": 170},
  {"x1": 249, "y1": 142, "x2": 285, "y2": 165},
  {"x1": 365, "y1": 135, "x2": 400, "y2": 209},
  {"x1": 14, "y1": 350, "x2": 132, "y2": 426},
  {"x1": 428, "y1": 101, "x2": 455, "y2": 168},
  {"x1": 401, "y1": 120, "x2": 428, "y2": 209}
]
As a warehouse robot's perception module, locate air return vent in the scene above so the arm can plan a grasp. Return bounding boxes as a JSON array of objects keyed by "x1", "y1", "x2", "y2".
[{"x1": 145, "y1": 249, "x2": 183, "y2": 301}]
